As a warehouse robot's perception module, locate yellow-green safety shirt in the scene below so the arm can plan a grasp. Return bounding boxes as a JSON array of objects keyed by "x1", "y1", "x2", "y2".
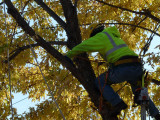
[{"x1": 66, "y1": 26, "x2": 138, "y2": 63}]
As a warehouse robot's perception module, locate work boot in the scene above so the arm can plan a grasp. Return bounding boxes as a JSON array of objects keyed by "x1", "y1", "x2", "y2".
[
  {"x1": 155, "y1": 113, "x2": 160, "y2": 120},
  {"x1": 110, "y1": 101, "x2": 127, "y2": 116}
]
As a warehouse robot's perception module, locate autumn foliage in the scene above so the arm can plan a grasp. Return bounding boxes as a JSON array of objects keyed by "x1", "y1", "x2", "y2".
[{"x1": 0, "y1": 0, "x2": 160, "y2": 120}]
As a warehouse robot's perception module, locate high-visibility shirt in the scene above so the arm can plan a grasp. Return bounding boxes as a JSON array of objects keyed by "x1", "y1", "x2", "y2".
[{"x1": 66, "y1": 26, "x2": 138, "y2": 63}]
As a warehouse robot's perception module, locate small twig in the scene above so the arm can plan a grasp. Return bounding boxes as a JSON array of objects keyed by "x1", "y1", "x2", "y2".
[
  {"x1": 21, "y1": 0, "x2": 31, "y2": 14},
  {"x1": 74, "y1": 0, "x2": 78, "y2": 8},
  {"x1": 81, "y1": 22, "x2": 160, "y2": 37},
  {"x1": 96, "y1": 0, "x2": 144, "y2": 14},
  {"x1": 132, "y1": 16, "x2": 147, "y2": 32},
  {"x1": 104, "y1": 22, "x2": 160, "y2": 37},
  {"x1": 96, "y1": 0, "x2": 160, "y2": 23},
  {"x1": 152, "y1": 79, "x2": 160, "y2": 85}
]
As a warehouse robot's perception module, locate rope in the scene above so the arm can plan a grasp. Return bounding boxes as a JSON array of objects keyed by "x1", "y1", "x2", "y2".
[
  {"x1": 26, "y1": 35, "x2": 66, "y2": 120},
  {"x1": 97, "y1": 64, "x2": 108, "y2": 112},
  {"x1": 19, "y1": 1, "x2": 65, "y2": 119},
  {"x1": 138, "y1": 24, "x2": 160, "y2": 119},
  {"x1": 97, "y1": 65, "x2": 103, "y2": 112},
  {"x1": 140, "y1": 23, "x2": 160, "y2": 58},
  {"x1": 4, "y1": 1, "x2": 14, "y2": 120},
  {"x1": 13, "y1": 96, "x2": 28, "y2": 105}
]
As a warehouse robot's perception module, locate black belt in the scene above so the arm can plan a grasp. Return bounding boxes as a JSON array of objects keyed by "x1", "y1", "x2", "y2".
[{"x1": 113, "y1": 56, "x2": 141, "y2": 66}]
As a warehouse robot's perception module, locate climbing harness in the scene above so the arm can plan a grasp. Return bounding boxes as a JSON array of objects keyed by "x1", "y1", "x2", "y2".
[{"x1": 4, "y1": 1, "x2": 14, "y2": 120}]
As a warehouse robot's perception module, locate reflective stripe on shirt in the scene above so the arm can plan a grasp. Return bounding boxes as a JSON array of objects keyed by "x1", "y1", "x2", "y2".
[{"x1": 103, "y1": 32, "x2": 127, "y2": 57}]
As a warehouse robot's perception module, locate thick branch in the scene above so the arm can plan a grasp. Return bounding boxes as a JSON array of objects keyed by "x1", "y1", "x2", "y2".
[
  {"x1": 4, "y1": 0, "x2": 83, "y2": 82},
  {"x1": 5, "y1": 0, "x2": 118, "y2": 119},
  {"x1": 4, "y1": 41, "x2": 67, "y2": 63},
  {"x1": 60, "y1": 0, "x2": 82, "y2": 47},
  {"x1": 34, "y1": 0, "x2": 67, "y2": 31},
  {"x1": 60, "y1": 0, "x2": 73, "y2": 22},
  {"x1": 96, "y1": 0, "x2": 160, "y2": 23},
  {"x1": 4, "y1": 4, "x2": 99, "y2": 115}
]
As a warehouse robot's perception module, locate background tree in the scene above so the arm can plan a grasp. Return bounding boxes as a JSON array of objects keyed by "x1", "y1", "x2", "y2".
[{"x1": 0, "y1": 0, "x2": 160, "y2": 119}]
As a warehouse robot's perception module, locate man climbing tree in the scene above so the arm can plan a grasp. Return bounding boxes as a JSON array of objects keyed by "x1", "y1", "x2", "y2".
[
  {"x1": 2, "y1": 0, "x2": 160, "y2": 119},
  {"x1": 66, "y1": 24, "x2": 160, "y2": 119}
]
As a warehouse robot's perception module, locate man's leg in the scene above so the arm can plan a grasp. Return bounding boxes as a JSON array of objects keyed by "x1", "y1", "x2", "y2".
[
  {"x1": 95, "y1": 72, "x2": 122, "y2": 106},
  {"x1": 95, "y1": 71, "x2": 127, "y2": 116}
]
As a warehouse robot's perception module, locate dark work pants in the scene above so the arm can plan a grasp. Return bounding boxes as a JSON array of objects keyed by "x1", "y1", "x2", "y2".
[{"x1": 95, "y1": 63, "x2": 159, "y2": 117}]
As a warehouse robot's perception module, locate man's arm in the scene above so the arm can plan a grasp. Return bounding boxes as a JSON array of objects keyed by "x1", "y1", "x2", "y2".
[{"x1": 66, "y1": 33, "x2": 107, "y2": 58}]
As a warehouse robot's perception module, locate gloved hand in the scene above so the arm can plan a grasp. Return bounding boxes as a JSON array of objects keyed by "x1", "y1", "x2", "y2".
[{"x1": 64, "y1": 55, "x2": 74, "y2": 65}]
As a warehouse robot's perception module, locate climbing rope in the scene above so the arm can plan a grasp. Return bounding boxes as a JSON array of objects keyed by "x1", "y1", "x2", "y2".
[
  {"x1": 4, "y1": 1, "x2": 14, "y2": 120},
  {"x1": 97, "y1": 68, "x2": 108, "y2": 112},
  {"x1": 18, "y1": 0, "x2": 66, "y2": 118},
  {"x1": 138, "y1": 23, "x2": 160, "y2": 120},
  {"x1": 26, "y1": 35, "x2": 66, "y2": 120},
  {"x1": 140, "y1": 23, "x2": 160, "y2": 59}
]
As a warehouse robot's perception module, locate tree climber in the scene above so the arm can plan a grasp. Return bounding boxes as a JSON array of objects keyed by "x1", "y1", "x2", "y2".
[{"x1": 65, "y1": 24, "x2": 160, "y2": 119}]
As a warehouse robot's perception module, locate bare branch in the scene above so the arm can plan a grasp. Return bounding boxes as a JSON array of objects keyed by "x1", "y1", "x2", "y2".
[
  {"x1": 96, "y1": 0, "x2": 142, "y2": 14},
  {"x1": 82, "y1": 22, "x2": 160, "y2": 37},
  {"x1": 21, "y1": 0, "x2": 31, "y2": 14},
  {"x1": 34, "y1": 0, "x2": 67, "y2": 31},
  {"x1": 152, "y1": 79, "x2": 160, "y2": 85},
  {"x1": 4, "y1": 41, "x2": 67, "y2": 63},
  {"x1": 74, "y1": 0, "x2": 78, "y2": 8},
  {"x1": 137, "y1": 16, "x2": 148, "y2": 26},
  {"x1": 132, "y1": 16, "x2": 147, "y2": 32},
  {"x1": 96, "y1": 0, "x2": 160, "y2": 23},
  {"x1": 104, "y1": 22, "x2": 160, "y2": 37},
  {"x1": 4, "y1": 0, "x2": 83, "y2": 82}
]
